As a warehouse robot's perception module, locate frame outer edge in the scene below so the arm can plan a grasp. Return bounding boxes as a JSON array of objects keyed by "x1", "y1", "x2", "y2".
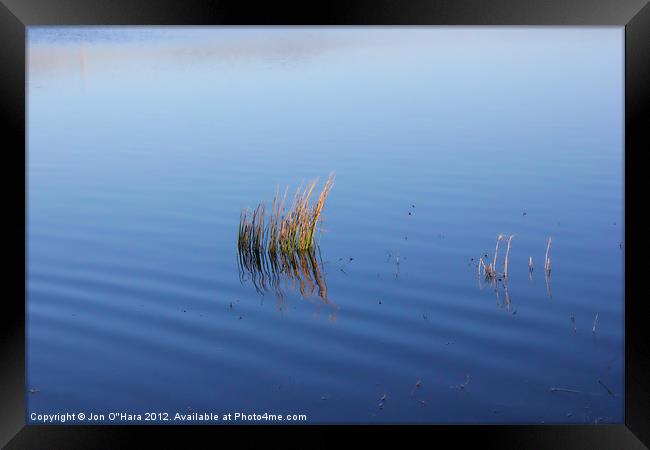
[
  {"x1": 625, "y1": 1, "x2": 650, "y2": 447},
  {"x1": 0, "y1": 0, "x2": 649, "y2": 25},
  {"x1": 0, "y1": 1, "x2": 27, "y2": 449},
  {"x1": 1, "y1": 0, "x2": 647, "y2": 448}
]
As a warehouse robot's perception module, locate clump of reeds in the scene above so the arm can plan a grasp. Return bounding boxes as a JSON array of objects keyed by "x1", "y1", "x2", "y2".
[
  {"x1": 478, "y1": 234, "x2": 515, "y2": 282},
  {"x1": 238, "y1": 204, "x2": 268, "y2": 254},
  {"x1": 238, "y1": 173, "x2": 335, "y2": 255},
  {"x1": 479, "y1": 234, "x2": 503, "y2": 280}
]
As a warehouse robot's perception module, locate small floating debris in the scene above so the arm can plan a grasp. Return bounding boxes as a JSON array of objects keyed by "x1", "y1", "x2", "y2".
[
  {"x1": 452, "y1": 375, "x2": 471, "y2": 390},
  {"x1": 529, "y1": 256, "x2": 533, "y2": 273},
  {"x1": 378, "y1": 393, "x2": 387, "y2": 409},
  {"x1": 410, "y1": 379, "x2": 422, "y2": 396},
  {"x1": 28, "y1": 388, "x2": 40, "y2": 394},
  {"x1": 321, "y1": 395, "x2": 330, "y2": 401},
  {"x1": 592, "y1": 313, "x2": 599, "y2": 334}
]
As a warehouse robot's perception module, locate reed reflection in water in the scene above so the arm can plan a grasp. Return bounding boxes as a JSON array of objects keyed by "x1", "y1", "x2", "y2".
[{"x1": 237, "y1": 246, "x2": 333, "y2": 309}]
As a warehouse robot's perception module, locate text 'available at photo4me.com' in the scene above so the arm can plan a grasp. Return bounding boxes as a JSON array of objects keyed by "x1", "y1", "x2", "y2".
[{"x1": 29, "y1": 411, "x2": 309, "y2": 424}]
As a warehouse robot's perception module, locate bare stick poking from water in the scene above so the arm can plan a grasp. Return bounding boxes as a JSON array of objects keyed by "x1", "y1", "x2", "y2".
[
  {"x1": 544, "y1": 237, "x2": 552, "y2": 274},
  {"x1": 492, "y1": 234, "x2": 504, "y2": 276},
  {"x1": 478, "y1": 257, "x2": 488, "y2": 277},
  {"x1": 529, "y1": 256, "x2": 534, "y2": 272},
  {"x1": 503, "y1": 235, "x2": 515, "y2": 279},
  {"x1": 592, "y1": 313, "x2": 599, "y2": 334}
]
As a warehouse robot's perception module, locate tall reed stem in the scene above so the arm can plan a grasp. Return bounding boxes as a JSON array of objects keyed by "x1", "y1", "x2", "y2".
[
  {"x1": 545, "y1": 237, "x2": 552, "y2": 274},
  {"x1": 503, "y1": 235, "x2": 514, "y2": 279}
]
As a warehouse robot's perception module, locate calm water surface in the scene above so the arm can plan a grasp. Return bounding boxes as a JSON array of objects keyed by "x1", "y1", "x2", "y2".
[{"x1": 27, "y1": 27, "x2": 624, "y2": 424}]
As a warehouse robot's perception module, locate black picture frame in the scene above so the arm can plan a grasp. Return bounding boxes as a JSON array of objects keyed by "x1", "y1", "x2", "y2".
[{"x1": 1, "y1": 1, "x2": 648, "y2": 448}]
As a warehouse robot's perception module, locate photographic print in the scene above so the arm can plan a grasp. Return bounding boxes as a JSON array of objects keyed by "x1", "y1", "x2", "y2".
[{"x1": 26, "y1": 26, "x2": 624, "y2": 425}]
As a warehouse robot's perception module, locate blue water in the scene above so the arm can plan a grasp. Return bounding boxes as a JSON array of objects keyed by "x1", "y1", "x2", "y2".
[{"x1": 27, "y1": 27, "x2": 624, "y2": 424}]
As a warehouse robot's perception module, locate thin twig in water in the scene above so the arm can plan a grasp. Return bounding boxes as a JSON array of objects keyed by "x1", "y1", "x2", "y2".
[
  {"x1": 598, "y1": 379, "x2": 615, "y2": 397},
  {"x1": 592, "y1": 313, "x2": 599, "y2": 334},
  {"x1": 549, "y1": 387, "x2": 581, "y2": 393}
]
